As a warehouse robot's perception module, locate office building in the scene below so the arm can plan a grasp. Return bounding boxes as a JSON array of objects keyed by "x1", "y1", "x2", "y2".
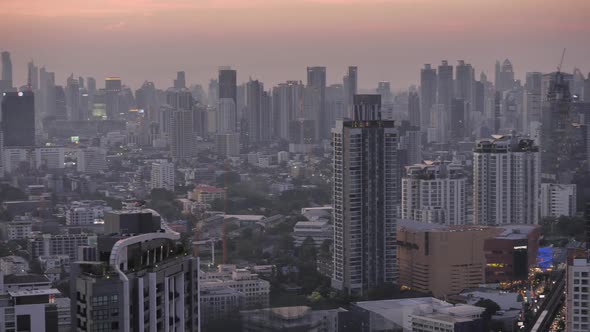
[
  {"x1": 1, "y1": 51, "x2": 12, "y2": 89},
  {"x1": 420, "y1": 64, "x2": 437, "y2": 129},
  {"x1": 306, "y1": 66, "x2": 327, "y2": 139},
  {"x1": 401, "y1": 161, "x2": 466, "y2": 226},
  {"x1": 0, "y1": 217, "x2": 33, "y2": 240},
  {"x1": 540, "y1": 183, "x2": 577, "y2": 218},
  {"x1": 77, "y1": 147, "x2": 107, "y2": 174},
  {"x1": 495, "y1": 59, "x2": 515, "y2": 92},
  {"x1": 151, "y1": 160, "x2": 175, "y2": 191},
  {"x1": 215, "y1": 132, "x2": 240, "y2": 157},
  {"x1": 27, "y1": 60, "x2": 39, "y2": 90},
  {"x1": 170, "y1": 109, "x2": 196, "y2": 161},
  {"x1": 524, "y1": 72, "x2": 543, "y2": 130},
  {"x1": 104, "y1": 77, "x2": 122, "y2": 119},
  {"x1": 200, "y1": 285, "x2": 243, "y2": 327},
  {"x1": 246, "y1": 79, "x2": 271, "y2": 144},
  {"x1": 34, "y1": 147, "x2": 65, "y2": 170},
  {"x1": 71, "y1": 209, "x2": 200, "y2": 332},
  {"x1": 0, "y1": 288, "x2": 69, "y2": 332},
  {"x1": 332, "y1": 95, "x2": 400, "y2": 295},
  {"x1": 437, "y1": 60, "x2": 454, "y2": 114},
  {"x1": 218, "y1": 67, "x2": 237, "y2": 105},
  {"x1": 272, "y1": 81, "x2": 304, "y2": 140},
  {"x1": 343, "y1": 66, "x2": 357, "y2": 118},
  {"x1": 473, "y1": 135, "x2": 540, "y2": 225},
  {"x1": 450, "y1": 98, "x2": 466, "y2": 140},
  {"x1": 28, "y1": 233, "x2": 96, "y2": 260},
  {"x1": 65, "y1": 206, "x2": 96, "y2": 226},
  {"x1": 174, "y1": 71, "x2": 186, "y2": 89},
  {"x1": 1, "y1": 91, "x2": 35, "y2": 147},
  {"x1": 351, "y1": 297, "x2": 485, "y2": 332},
  {"x1": 407, "y1": 90, "x2": 420, "y2": 127}
]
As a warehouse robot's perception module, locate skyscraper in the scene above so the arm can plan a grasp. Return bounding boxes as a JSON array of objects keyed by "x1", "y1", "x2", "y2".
[
  {"x1": 105, "y1": 77, "x2": 122, "y2": 119},
  {"x1": 401, "y1": 161, "x2": 466, "y2": 226},
  {"x1": 473, "y1": 135, "x2": 540, "y2": 225},
  {"x1": 524, "y1": 72, "x2": 543, "y2": 131},
  {"x1": 495, "y1": 59, "x2": 515, "y2": 92},
  {"x1": 1, "y1": 91, "x2": 35, "y2": 147},
  {"x1": 1, "y1": 51, "x2": 12, "y2": 89},
  {"x1": 343, "y1": 66, "x2": 357, "y2": 118},
  {"x1": 218, "y1": 67, "x2": 237, "y2": 105},
  {"x1": 174, "y1": 71, "x2": 186, "y2": 89},
  {"x1": 272, "y1": 81, "x2": 304, "y2": 140},
  {"x1": 420, "y1": 64, "x2": 437, "y2": 129},
  {"x1": 408, "y1": 91, "x2": 420, "y2": 127},
  {"x1": 450, "y1": 98, "x2": 466, "y2": 140},
  {"x1": 246, "y1": 79, "x2": 271, "y2": 144},
  {"x1": 167, "y1": 89, "x2": 196, "y2": 162},
  {"x1": 437, "y1": 60, "x2": 454, "y2": 115},
  {"x1": 71, "y1": 209, "x2": 200, "y2": 332},
  {"x1": 66, "y1": 75, "x2": 82, "y2": 120},
  {"x1": 332, "y1": 94, "x2": 400, "y2": 295},
  {"x1": 307, "y1": 66, "x2": 327, "y2": 139},
  {"x1": 151, "y1": 160, "x2": 175, "y2": 191},
  {"x1": 27, "y1": 60, "x2": 39, "y2": 90}
]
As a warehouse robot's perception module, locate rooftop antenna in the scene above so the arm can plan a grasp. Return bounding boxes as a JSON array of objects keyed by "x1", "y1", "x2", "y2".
[{"x1": 557, "y1": 48, "x2": 566, "y2": 73}]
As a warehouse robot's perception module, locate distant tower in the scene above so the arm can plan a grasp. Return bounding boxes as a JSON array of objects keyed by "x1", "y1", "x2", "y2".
[
  {"x1": 496, "y1": 59, "x2": 515, "y2": 92},
  {"x1": 174, "y1": 71, "x2": 186, "y2": 89},
  {"x1": 27, "y1": 60, "x2": 39, "y2": 90},
  {"x1": 307, "y1": 66, "x2": 327, "y2": 139},
  {"x1": 437, "y1": 60, "x2": 454, "y2": 115},
  {"x1": 343, "y1": 66, "x2": 357, "y2": 118},
  {"x1": 1, "y1": 51, "x2": 13, "y2": 89},
  {"x1": 104, "y1": 77, "x2": 122, "y2": 119},
  {"x1": 246, "y1": 79, "x2": 271, "y2": 144},
  {"x1": 408, "y1": 91, "x2": 420, "y2": 127},
  {"x1": 1, "y1": 91, "x2": 35, "y2": 147},
  {"x1": 420, "y1": 64, "x2": 437, "y2": 129},
  {"x1": 332, "y1": 94, "x2": 400, "y2": 295}
]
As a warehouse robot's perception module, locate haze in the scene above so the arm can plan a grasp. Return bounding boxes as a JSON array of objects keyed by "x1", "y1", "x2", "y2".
[{"x1": 2, "y1": 0, "x2": 589, "y2": 89}]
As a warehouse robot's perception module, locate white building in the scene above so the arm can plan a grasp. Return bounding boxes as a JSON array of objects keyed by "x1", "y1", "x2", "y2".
[
  {"x1": 473, "y1": 135, "x2": 540, "y2": 225},
  {"x1": 3, "y1": 148, "x2": 27, "y2": 174},
  {"x1": 201, "y1": 265, "x2": 270, "y2": 310},
  {"x1": 567, "y1": 258, "x2": 590, "y2": 332},
  {"x1": 151, "y1": 160, "x2": 175, "y2": 191},
  {"x1": 402, "y1": 161, "x2": 466, "y2": 226},
  {"x1": 38, "y1": 255, "x2": 70, "y2": 272},
  {"x1": 0, "y1": 288, "x2": 70, "y2": 331},
  {"x1": 34, "y1": 147, "x2": 65, "y2": 169},
  {"x1": 76, "y1": 147, "x2": 106, "y2": 174},
  {"x1": 0, "y1": 256, "x2": 28, "y2": 275},
  {"x1": 353, "y1": 297, "x2": 484, "y2": 331},
  {"x1": 28, "y1": 233, "x2": 97, "y2": 260},
  {"x1": 65, "y1": 201, "x2": 112, "y2": 225},
  {"x1": 293, "y1": 220, "x2": 333, "y2": 247},
  {"x1": 540, "y1": 183, "x2": 576, "y2": 218},
  {"x1": 1, "y1": 217, "x2": 33, "y2": 240},
  {"x1": 332, "y1": 95, "x2": 400, "y2": 295}
]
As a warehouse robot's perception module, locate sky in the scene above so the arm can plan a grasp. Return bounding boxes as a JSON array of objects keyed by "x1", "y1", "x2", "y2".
[{"x1": 1, "y1": 0, "x2": 589, "y2": 91}]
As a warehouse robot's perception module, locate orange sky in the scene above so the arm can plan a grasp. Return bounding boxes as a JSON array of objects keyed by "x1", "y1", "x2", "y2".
[{"x1": 1, "y1": 0, "x2": 589, "y2": 90}]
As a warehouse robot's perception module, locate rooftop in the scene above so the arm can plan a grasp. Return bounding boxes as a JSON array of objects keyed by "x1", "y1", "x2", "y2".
[{"x1": 8, "y1": 288, "x2": 60, "y2": 297}]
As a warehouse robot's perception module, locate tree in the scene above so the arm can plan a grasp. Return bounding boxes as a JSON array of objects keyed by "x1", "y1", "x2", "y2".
[{"x1": 475, "y1": 299, "x2": 501, "y2": 320}]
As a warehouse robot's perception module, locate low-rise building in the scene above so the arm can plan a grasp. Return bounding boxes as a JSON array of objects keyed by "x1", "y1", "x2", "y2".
[
  {"x1": 293, "y1": 220, "x2": 333, "y2": 247},
  {"x1": 351, "y1": 297, "x2": 485, "y2": 332},
  {"x1": 0, "y1": 217, "x2": 33, "y2": 240},
  {"x1": 201, "y1": 265, "x2": 270, "y2": 310},
  {"x1": 240, "y1": 306, "x2": 343, "y2": 332},
  {"x1": 200, "y1": 284, "x2": 243, "y2": 327},
  {"x1": 191, "y1": 185, "x2": 226, "y2": 204},
  {"x1": 540, "y1": 183, "x2": 577, "y2": 218},
  {"x1": 27, "y1": 233, "x2": 96, "y2": 260},
  {"x1": 0, "y1": 288, "x2": 70, "y2": 332},
  {"x1": 0, "y1": 256, "x2": 29, "y2": 275}
]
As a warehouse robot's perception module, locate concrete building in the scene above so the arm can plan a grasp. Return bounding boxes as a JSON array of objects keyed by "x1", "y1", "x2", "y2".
[
  {"x1": 292, "y1": 220, "x2": 333, "y2": 247},
  {"x1": 71, "y1": 209, "x2": 200, "y2": 332},
  {"x1": 420, "y1": 64, "x2": 437, "y2": 129},
  {"x1": 27, "y1": 233, "x2": 96, "y2": 260},
  {"x1": 76, "y1": 147, "x2": 107, "y2": 174},
  {"x1": 540, "y1": 183, "x2": 577, "y2": 218},
  {"x1": 567, "y1": 258, "x2": 590, "y2": 332},
  {"x1": 332, "y1": 95, "x2": 400, "y2": 295},
  {"x1": 397, "y1": 220, "x2": 498, "y2": 297},
  {"x1": 200, "y1": 265, "x2": 269, "y2": 310},
  {"x1": 484, "y1": 225, "x2": 541, "y2": 283},
  {"x1": 0, "y1": 256, "x2": 28, "y2": 275},
  {"x1": 1, "y1": 91, "x2": 35, "y2": 148},
  {"x1": 0, "y1": 288, "x2": 68, "y2": 332},
  {"x1": 351, "y1": 297, "x2": 485, "y2": 332},
  {"x1": 473, "y1": 135, "x2": 540, "y2": 225},
  {"x1": 200, "y1": 285, "x2": 243, "y2": 327},
  {"x1": 151, "y1": 160, "x2": 175, "y2": 191},
  {"x1": 240, "y1": 306, "x2": 342, "y2": 332},
  {"x1": 0, "y1": 217, "x2": 33, "y2": 240},
  {"x1": 191, "y1": 185, "x2": 226, "y2": 204},
  {"x1": 34, "y1": 147, "x2": 65, "y2": 170},
  {"x1": 65, "y1": 206, "x2": 95, "y2": 225},
  {"x1": 215, "y1": 132, "x2": 240, "y2": 157},
  {"x1": 402, "y1": 161, "x2": 467, "y2": 226}
]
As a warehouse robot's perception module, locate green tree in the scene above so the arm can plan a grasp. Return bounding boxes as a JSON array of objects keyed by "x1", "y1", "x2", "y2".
[{"x1": 475, "y1": 299, "x2": 501, "y2": 320}]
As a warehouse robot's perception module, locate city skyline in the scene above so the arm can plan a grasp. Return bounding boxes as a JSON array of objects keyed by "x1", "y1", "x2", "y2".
[{"x1": 2, "y1": 0, "x2": 589, "y2": 90}]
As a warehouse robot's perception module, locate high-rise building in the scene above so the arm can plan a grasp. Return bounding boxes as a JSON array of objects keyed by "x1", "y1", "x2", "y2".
[
  {"x1": 473, "y1": 135, "x2": 540, "y2": 225},
  {"x1": 77, "y1": 147, "x2": 107, "y2": 174},
  {"x1": 218, "y1": 67, "x2": 236, "y2": 105},
  {"x1": 306, "y1": 66, "x2": 327, "y2": 139},
  {"x1": 105, "y1": 77, "x2": 122, "y2": 119},
  {"x1": 272, "y1": 81, "x2": 304, "y2": 140},
  {"x1": 407, "y1": 91, "x2": 420, "y2": 127},
  {"x1": 170, "y1": 109, "x2": 196, "y2": 162},
  {"x1": 541, "y1": 71, "x2": 575, "y2": 181},
  {"x1": 66, "y1": 75, "x2": 83, "y2": 120},
  {"x1": 208, "y1": 79, "x2": 219, "y2": 108},
  {"x1": 54, "y1": 85, "x2": 67, "y2": 120},
  {"x1": 420, "y1": 64, "x2": 437, "y2": 129},
  {"x1": 377, "y1": 81, "x2": 393, "y2": 106},
  {"x1": 39, "y1": 68, "x2": 56, "y2": 118},
  {"x1": 567, "y1": 258, "x2": 590, "y2": 332},
  {"x1": 174, "y1": 71, "x2": 186, "y2": 89},
  {"x1": 215, "y1": 132, "x2": 240, "y2": 157},
  {"x1": 437, "y1": 60, "x2": 454, "y2": 115},
  {"x1": 216, "y1": 98, "x2": 237, "y2": 134},
  {"x1": 401, "y1": 161, "x2": 466, "y2": 226},
  {"x1": 27, "y1": 60, "x2": 39, "y2": 90},
  {"x1": 71, "y1": 209, "x2": 200, "y2": 332},
  {"x1": 151, "y1": 160, "x2": 175, "y2": 191},
  {"x1": 540, "y1": 183, "x2": 577, "y2": 218},
  {"x1": 136, "y1": 81, "x2": 159, "y2": 123},
  {"x1": 332, "y1": 94, "x2": 400, "y2": 295},
  {"x1": 495, "y1": 59, "x2": 515, "y2": 92},
  {"x1": 450, "y1": 98, "x2": 466, "y2": 140},
  {"x1": 1, "y1": 51, "x2": 12, "y2": 89},
  {"x1": 246, "y1": 79, "x2": 271, "y2": 144},
  {"x1": 524, "y1": 72, "x2": 543, "y2": 130},
  {"x1": 1, "y1": 91, "x2": 35, "y2": 147},
  {"x1": 343, "y1": 66, "x2": 357, "y2": 118}
]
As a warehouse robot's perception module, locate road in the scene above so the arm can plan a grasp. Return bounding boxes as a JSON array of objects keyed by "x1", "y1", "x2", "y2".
[{"x1": 528, "y1": 271, "x2": 565, "y2": 332}]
